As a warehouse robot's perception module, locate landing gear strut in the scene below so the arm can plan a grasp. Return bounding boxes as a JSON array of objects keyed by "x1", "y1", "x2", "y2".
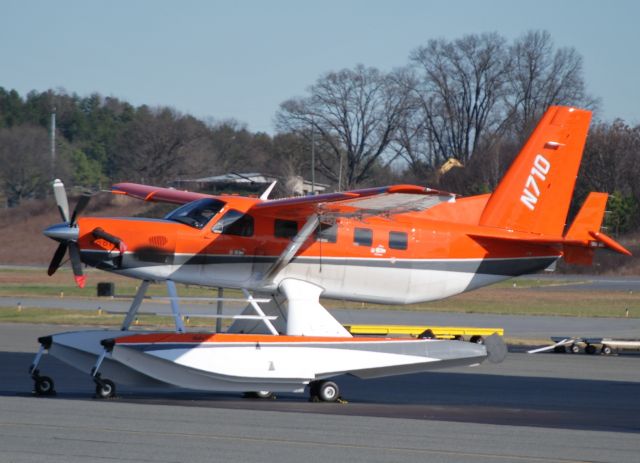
[{"x1": 91, "y1": 340, "x2": 116, "y2": 399}]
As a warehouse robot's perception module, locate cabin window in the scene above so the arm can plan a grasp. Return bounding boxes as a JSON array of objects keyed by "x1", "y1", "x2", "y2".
[
  {"x1": 274, "y1": 219, "x2": 298, "y2": 239},
  {"x1": 212, "y1": 209, "x2": 254, "y2": 236},
  {"x1": 389, "y1": 231, "x2": 408, "y2": 250},
  {"x1": 316, "y1": 223, "x2": 337, "y2": 243},
  {"x1": 164, "y1": 198, "x2": 226, "y2": 229},
  {"x1": 353, "y1": 227, "x2": 372, "y2": 247}
]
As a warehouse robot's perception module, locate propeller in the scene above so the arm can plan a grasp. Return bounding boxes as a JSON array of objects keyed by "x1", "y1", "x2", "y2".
[{"x1": 44, "y1": 179, "x2": 91, "y2": 288}]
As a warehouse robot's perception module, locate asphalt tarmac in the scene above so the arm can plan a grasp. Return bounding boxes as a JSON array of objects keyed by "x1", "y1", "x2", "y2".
[{"x1": 0, "y1": 323, "x2": 639, "y2": 462}]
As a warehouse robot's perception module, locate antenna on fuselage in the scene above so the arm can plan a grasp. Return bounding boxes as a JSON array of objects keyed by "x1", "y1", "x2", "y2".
[
  {"x1": 50, "y1": 108, "x2": 56, "y2": 173},
  {"x1": 259, "y1": 181, "x2": 277, "y2": 200}
]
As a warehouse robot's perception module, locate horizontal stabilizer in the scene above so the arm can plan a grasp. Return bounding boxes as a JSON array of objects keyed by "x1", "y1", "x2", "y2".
[
  {"x1": 562, "y1": 192, "x2": 631, "y2": 264},
  {"x1": 588, "y1": 231, "x2": 632, "y2": 256},
  {"x1": 469, "y1": 230, "x2": 630, "y2": 256}
]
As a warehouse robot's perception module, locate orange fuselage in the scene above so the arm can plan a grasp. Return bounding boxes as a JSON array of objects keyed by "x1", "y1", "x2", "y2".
[{"x1": 77, "y1": 194, "x2": 559, "y2": 304}]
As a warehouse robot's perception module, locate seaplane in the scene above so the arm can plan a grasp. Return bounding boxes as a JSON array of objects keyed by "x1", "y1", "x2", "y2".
[{"x1": 30, "y1": 106, "x2": 631, "y2": 401}]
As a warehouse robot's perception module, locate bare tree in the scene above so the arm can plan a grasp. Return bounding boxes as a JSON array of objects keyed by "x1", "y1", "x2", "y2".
[
  {"x1": 409, "y1": 33, "x2": 510, "y2": 165},
  {"x1": 208, "y1": 120, "x2": 272, "y2": 175},
  {"x1": 114, "y1": 107, "x2": 211, "y2": 184},
  {"x1": 507, "y1": 30, "x2": 597, "y2": 138},
  {"x1": 276, "y1": 65, "x2": 413, "y2": 189},
  {"x1": 271, "y1": 132, "x2": 311, "y2": 179},
  {"x1": 578, "y1": 120, "x2": 640, "y2": 196},
  {"x1": 555, "y1": 120, "x2": 640, "y2": 234}
]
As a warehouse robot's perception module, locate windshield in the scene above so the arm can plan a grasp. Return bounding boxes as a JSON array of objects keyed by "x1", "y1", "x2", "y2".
[{"x1": 164, "y1": 198, "x2": 226, "y2": 229}]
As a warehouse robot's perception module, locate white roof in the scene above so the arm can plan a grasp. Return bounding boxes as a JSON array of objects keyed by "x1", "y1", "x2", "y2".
[{"x1": 182, "y1": 172, "x2": 328, "y2": 189}]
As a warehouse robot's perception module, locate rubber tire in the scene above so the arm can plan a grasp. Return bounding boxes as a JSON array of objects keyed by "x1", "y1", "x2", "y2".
[
  {"x1": 569, "y1": 344, "x2": 580, "y2": 354},
  {"x1": 470, "y1": 336, "x2": 484, "y2": 345},
  {"x1": 244, "y1": 391, "x2": 273, "y2": 399},
  {"x1": 35, "y1": 376, "x2": 55, "y2": 396},
  {"x1": 585, "y1": 344, "x2": 597, "y2": 355},
  {"x1": 95, "y1": 379, "x2": 116, "y2": 399},
  {"x1": 317, "y1": 381, "x2": 339, "y2": 402},
  {"x1": 601, "y1": 345, "x2": 613, "y2": 355}
]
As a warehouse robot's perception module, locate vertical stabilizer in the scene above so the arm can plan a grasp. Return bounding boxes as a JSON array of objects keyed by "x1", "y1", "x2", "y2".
[{"x1": 479, "y1": 106, "x2": 592, "y2": 236}]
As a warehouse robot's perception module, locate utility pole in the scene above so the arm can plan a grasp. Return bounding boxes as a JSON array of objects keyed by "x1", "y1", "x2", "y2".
[
  {"x1": 338, "y1": 152, "x2": 344, "y2": 192},
  {"x1": 50, "y1": 108, "x2": 56, "y2": 174},
  {"x1": 311, "y1": 122, "x2": 316, "y2": 195}
]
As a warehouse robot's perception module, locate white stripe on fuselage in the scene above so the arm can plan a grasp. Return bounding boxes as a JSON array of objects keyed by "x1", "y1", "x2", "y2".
[{"x1": 82, "y1": 250, "x2": 557, "y2": 304}]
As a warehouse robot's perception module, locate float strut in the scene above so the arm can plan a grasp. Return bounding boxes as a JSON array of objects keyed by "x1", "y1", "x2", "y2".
[{"x1": 121, "y1": 280, "x2": 151, "y2": 330}]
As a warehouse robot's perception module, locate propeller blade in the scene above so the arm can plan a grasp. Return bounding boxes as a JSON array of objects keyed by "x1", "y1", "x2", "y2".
[
  {"x1": 70, "y1": 194, "x2": 91, "y2": 226},
  {"x1": 53, "y1": 179, "x2": 70, "y2": 223},
  {"x1": 68, "y1": 243, "x2": 86, "y2": 288},
  {"x1": 47, "y1": 242, "x2": 68, "y2": 276}
]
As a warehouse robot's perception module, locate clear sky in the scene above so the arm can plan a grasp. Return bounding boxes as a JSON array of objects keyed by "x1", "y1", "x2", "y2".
[{"x1": 2, "y1": 0, "x2": 639, "y2": 133}]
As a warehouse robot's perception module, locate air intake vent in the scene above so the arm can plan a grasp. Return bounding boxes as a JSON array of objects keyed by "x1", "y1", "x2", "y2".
[{"x1": 149, "y1": 235, "x2": 168, "y2": 247}]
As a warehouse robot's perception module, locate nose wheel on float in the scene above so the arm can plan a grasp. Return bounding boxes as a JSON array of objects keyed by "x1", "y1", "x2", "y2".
[
  {"x1": 32, "y1": 370, "x2": 56, "y2": 396},
  {"x1": 30, "y1": 336, "x2": 56, "y2": 396},
  {"x1": 91, "y1": 341, "x2": 117, "y2": 399},
  {"x1": 93, "y1": 375, "x2": 116, "y2": 399}
]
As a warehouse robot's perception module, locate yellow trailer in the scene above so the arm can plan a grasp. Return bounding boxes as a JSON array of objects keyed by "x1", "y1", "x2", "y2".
[{"x1": 343, "y1": 325, "x2": 504, "y2": 344}]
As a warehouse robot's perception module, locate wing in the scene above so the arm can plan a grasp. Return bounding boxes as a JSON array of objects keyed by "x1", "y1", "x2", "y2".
[
  {"x1": 112, "y1": 182, "x2": 455, "y2": 219},
  {"x1": 252, "y1": 184, "x2": 455, "y2": 220},
  {"x1": 112, "y1": 183, "x2": 211, "y2": 204}
]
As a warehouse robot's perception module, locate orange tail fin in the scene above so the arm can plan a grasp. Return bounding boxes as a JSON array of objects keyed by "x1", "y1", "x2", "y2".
[{"x1": 479, "y1": 106, "x2": 592, "y2": 236}]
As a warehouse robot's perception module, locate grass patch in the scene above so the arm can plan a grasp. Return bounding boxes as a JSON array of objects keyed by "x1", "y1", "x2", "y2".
[
  {"x1": 0, "y1": 267, "x2": 234, "y2": 298},
  {"x1": 1, "y1": 267, "x2": 637, "y2": 319},
  {"x1": 325, "y1": 286, "x2": 638, "y2": 318},
  {"x1": 0, "y1": 306, "x2": 222, "y2": 328}
]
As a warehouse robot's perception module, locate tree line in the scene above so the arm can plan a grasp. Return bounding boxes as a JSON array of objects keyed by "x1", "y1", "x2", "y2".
[{"x1": 0, "y1": 30, "x2": 638, "y2": 233}]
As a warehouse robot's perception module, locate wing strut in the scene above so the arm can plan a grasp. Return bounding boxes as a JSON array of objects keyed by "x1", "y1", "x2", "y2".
[
  {"x1": 121, "y1": 280, "x2": 151, "y2": 331},
  {"x1": 166, "y1": 280, "x2": 186, "y2": 333},
  {"x1": 263, "y1": 214, "x2": 320, "y2": 282}
]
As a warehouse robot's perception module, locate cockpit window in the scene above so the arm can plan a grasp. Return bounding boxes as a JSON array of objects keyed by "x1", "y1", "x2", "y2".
[{"x1": 164, "y1": 198, "x2": 226, "y2": 229}]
